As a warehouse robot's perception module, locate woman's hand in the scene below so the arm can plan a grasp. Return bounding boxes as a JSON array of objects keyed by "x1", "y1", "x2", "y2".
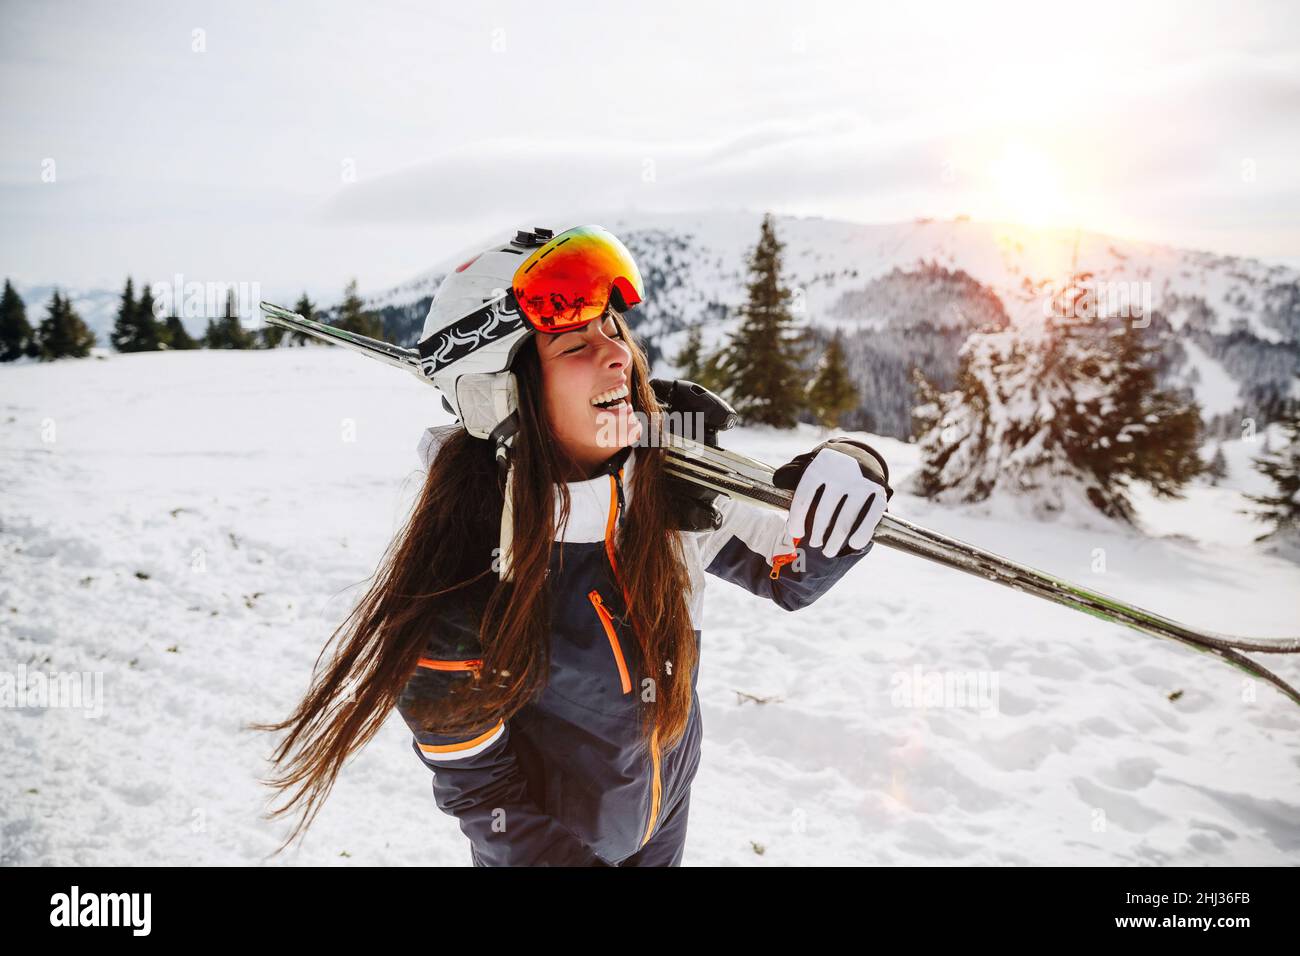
[{"x1": 774, "y1": 439, "x2": 892, "y2": 558}]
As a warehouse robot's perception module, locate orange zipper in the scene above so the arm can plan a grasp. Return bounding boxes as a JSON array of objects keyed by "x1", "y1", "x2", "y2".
[
  {"x1": 588, "y1": 590, "x2": 632, "y2": 694},
  {"x1": 639, "y1": 725, "x2": 662, "y2": 848},
  {"x1": 770, "y1": 535, "x2": 802, "y2": 579},
  {"x1": 606, "y1": 465, "x2": 663, "y2": 848}
]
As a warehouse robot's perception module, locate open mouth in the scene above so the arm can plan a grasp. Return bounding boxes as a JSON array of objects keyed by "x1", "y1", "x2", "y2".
[{"x1": 590, "y1": 384, "x2": 631, "y2": 411}]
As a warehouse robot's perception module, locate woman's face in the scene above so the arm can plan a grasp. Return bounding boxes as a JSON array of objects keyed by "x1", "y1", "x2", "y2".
[{"x1": 537, "y1": 309, "x2": 643, "y2": 480}]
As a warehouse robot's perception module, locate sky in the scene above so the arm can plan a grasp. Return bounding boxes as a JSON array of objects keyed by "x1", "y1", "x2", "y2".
[{"x1": 2, "y1": 0, "x2": 1298, "y2": 304}]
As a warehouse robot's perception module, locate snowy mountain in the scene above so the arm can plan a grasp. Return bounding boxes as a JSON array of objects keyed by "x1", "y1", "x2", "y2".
[
  {"x1": 2, "y1": 347, "x2": 1296, "y2": 865},
  {"x1": 369, "y1": 212, "x2": 1300, "y2": 439},
  {"x1": 13, "y1": 213, "x2": 1296, "y2": 441}
]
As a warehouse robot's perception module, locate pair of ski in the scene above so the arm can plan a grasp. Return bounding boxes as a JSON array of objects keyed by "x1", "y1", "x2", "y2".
[
  {"x1": 659, "y1": 433, "x2": 1299, "y2": 706},
  {"x1": 259, "y1": 301, "x2": 1300, "y2": 707}
]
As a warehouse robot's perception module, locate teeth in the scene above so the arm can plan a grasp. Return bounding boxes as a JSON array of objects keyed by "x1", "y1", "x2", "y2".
[{"x1": 590, "y1": 384, "x2": 630, "y2": 407}]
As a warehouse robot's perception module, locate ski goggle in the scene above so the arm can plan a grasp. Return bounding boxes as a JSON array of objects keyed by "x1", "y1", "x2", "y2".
[{"x1": 512, "y1": 225, "x2": 645, "y2": 333}]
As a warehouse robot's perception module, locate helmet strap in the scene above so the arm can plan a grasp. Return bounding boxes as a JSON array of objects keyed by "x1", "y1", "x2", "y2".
[
  {"x1": 498, "y1": 464, "x2": 516, "y2": 582},
  {"x1": 489, "y1": 409, "x2": 520, "y2": 483},
  {"x1": 490, "y1": 410, "x2": 521, "y2": 582}
]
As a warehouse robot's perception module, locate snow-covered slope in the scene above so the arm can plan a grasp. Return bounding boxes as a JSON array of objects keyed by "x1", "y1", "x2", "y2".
[{"x1": 2, "y1": 349, "x2": 1296, "y2": 865}]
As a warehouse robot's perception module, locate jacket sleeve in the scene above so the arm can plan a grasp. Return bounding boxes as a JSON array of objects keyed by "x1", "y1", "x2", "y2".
[
  {"x1": 697, "y1": 493, "x2": 873, "y2": 611},
  {"x1": 395, "y1": 652, "x2": 600, "y2": 866}
]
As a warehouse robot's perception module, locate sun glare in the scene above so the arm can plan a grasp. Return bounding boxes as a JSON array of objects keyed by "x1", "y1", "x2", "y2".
[{"x1": 990, "y1": 142, "x2": 1068, "y2": 229}]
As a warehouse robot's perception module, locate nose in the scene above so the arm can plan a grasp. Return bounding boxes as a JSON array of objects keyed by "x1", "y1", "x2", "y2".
[{"x1": 597, "y1": 328, "x2": 628, "y2": 368}]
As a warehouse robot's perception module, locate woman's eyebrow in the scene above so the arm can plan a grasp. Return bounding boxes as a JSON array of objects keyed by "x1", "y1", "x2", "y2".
[{"x1": 542, "y1": 329, "x2": 578, "y2": 352}]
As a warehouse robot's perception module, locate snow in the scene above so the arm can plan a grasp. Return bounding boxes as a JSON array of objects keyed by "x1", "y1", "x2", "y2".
[
  {"x1": 1178, "y1": 339, "x2": 1241, "y2": 417},
  {"x1": 2, "y1": 349, "x2": 1297, "y2": 865}
]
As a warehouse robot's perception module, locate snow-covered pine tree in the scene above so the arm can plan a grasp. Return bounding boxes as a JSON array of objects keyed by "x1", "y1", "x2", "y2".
[
  {"x1": 1245, "y1": 408, "x2": 1300, "y2": 546},
  {"x1": 714, "y1": 213, "x2": 808, "y2": 427},
  {"x1": 806, "y1": 329, "x2": 858, "y2": 429},
  {"x1": 1065, "y1": 309, "x2": 1204, "y2": 515},
  {"x1": 909, "y1": 279, "x2": 1204, "y2": 523}
]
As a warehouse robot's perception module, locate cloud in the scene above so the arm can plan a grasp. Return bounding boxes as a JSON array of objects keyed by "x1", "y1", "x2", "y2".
[
  {"x1": 314, "y1": 115, "x2": 940, "y2": 227},
  {"x1": 3, "y1": 0, "x2": 1297, "y2": 289}
]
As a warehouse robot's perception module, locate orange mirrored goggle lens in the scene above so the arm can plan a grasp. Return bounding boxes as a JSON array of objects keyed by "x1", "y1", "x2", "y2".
[{"x1": 512, "y1": 225, "x2": 645, "y2": 332}]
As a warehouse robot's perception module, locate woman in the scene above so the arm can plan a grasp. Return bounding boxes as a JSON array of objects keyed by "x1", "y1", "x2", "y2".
[{"x1": 254, "y1": 224, "x2": 892, "y2": 866}]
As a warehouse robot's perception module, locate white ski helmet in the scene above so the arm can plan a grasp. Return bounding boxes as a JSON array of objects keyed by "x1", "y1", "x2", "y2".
[
  {"x1": 416, "y1": 229, "x2": 548, "y2": 452},
  {"x1": 416, "y1": 224, "x2": 645, "y2": 580}
]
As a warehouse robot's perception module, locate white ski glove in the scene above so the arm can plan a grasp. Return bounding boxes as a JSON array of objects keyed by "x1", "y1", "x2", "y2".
[{"x1": 781, "y1": 445, "x2": 890, "y2": 558}]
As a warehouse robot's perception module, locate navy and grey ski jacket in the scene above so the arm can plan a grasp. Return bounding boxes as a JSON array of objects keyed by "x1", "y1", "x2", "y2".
[{"x1": 394, "y1": 424, "x2": 875, "y2": 865}]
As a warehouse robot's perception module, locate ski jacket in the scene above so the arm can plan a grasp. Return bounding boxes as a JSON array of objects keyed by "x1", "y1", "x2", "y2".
[{"x1": 394, "y1": 424, "x2": 876, "y2": 865}]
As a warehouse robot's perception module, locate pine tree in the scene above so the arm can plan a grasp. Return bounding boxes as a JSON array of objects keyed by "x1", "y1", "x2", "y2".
[
  {"x1": 333, "y1": 279, "x2": 383, "y2": 340},
  {"x1": 806, "y1": 330, "x2": 858, "y2": 429},
  {"x1": 0, "y1": 279, "x2": 37, "y2": 361},
  {"x1": 36, "y1": 291, "x2": 96, "y2": 360},
  {"x1": 255, "y1": 292, "x2": 316, "y2": 348},
  {"x1": 161, "y1": 314, "x2": 197, "y2": 350},
  {"x1": 235, "y1": 289, "x2": 272, "y2": 349},
  {"x1": 262, "y1": 313, "x2": 285, "y2": 348},
  {"x1": 909, "y1": 286, "x2": 1204, "y2": 523},
  {"x1": 108, "y1": 277, "x2": 163, "y2": 352},
  {"x1": 1063, "y1": 315, "x2": 1204, "y2": 514},
  {"x1": 134, "y1": 284, "x2": 162, "y2": 350},
  {"x1": 673, "y1": 325, "x2": 726, "y2": 393},
  {"x1": 227, "y1": 288, "x2": 254, "y2": 348},
  {"x1": 714, "y1": 214, "x2": 808, "y2": 427},
  {"x1": 290, "y1": 293, "x2": 317, "y2": 346},
  {"x1": 110, "y1": 277, "x2": 139, "y2": 351},
  {"x1": 675, "y1": 325, "x2": 705, "y2": 379},
  {"x1": 203, "y1": 290, "x2": 254, "y2": 349},
  {"x1": 1245, "y1": 408, "x2": 1300, "y2": 542}
]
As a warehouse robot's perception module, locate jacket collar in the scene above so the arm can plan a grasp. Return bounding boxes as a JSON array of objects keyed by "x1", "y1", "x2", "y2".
[
  {"x1": 554, "y1": 445, "x2": 635, "y2": 544},
  {"x1": 415, "y1": 425, "x2": 635, "y2": 546}
]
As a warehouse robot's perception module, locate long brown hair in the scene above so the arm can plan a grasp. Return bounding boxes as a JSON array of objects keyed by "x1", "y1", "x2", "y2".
[{"x1": 249, "y1": 307, "x2": 697, "y2": 855}]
